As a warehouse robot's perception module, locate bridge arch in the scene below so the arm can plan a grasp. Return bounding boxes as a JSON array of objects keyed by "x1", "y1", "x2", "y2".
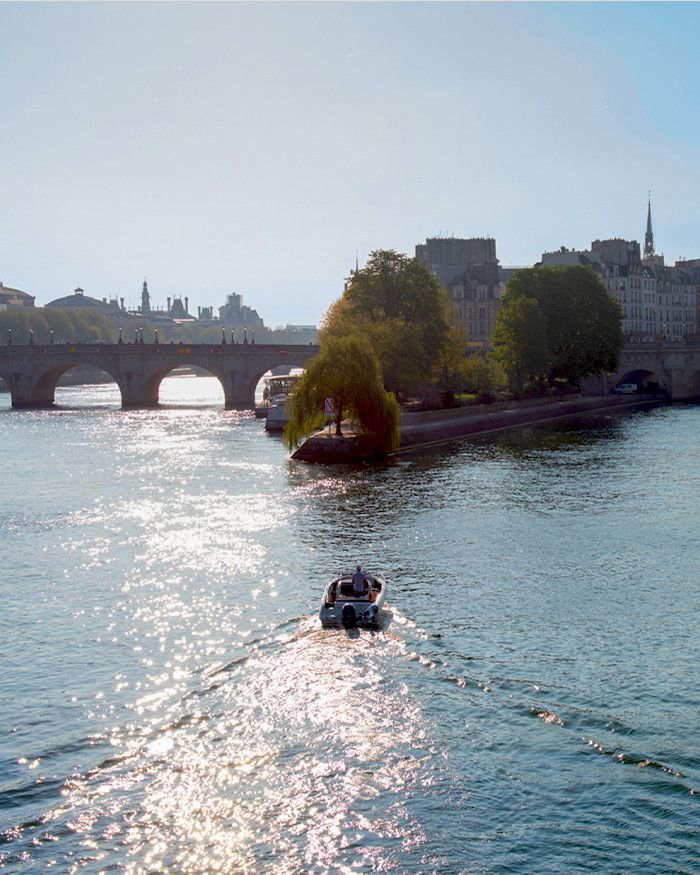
[
  {"x1": 142, "y1": 363, "x2": 227, "y2": 407},
  {"x1": 687, "y1": 368, "x2": 700, "y2": 400},
  {"x1": 37, "y1": 362, "x2": 122, "y2": 406},
  {"x1": 612, "y1": 368, "x2": 668, "y2": 395},
  {"x1": 0, "y1": 373, "x2": 9, "y2": 408},
  {"x1": 7, "y1": 357, "x2": 123, "y2": 408}
]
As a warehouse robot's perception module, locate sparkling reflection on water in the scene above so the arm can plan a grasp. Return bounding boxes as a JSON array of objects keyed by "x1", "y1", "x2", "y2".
[{"x1": 0, "y1": 378, "x2": 698, "y2": 874}]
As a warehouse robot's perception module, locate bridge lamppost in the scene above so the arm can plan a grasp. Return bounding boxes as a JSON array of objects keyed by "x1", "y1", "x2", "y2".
[
  {"x1": 221, "y1": 328, "x2": 227, "y2": 345},
  {"x1": 29, "y1": 328, "x2": 34, "y2": 345},
  {"x1": 251, "y1": 330, "x2": 255, "y2": 344},
  {"x1": 118, "y1": 326, "x2": 123, "y2": 344},
  {"x1": 154, "y1": 328, "x2": 159, "y2": 344},
  {"x1": 7, "y1": 328, "x2": 11, "y2": 345},
  {"x1": 50, "y1": 329, "x2": 54, "y2": 344},
  {"x1": 243, "y1": 327, "x2": 248, "y2": 344},
  {"x1": 230, "y1": 329, "x2": 234, "y2": 345}
]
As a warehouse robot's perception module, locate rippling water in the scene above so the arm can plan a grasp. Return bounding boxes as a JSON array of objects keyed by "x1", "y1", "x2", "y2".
[{"x1": 1, "y1": 377, "x2": 698, "y2": 873}]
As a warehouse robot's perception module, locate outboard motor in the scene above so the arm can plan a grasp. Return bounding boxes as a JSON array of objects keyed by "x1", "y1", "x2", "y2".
[{"x1": 342, "y1": 604, "x2": 357, "y2": 629}]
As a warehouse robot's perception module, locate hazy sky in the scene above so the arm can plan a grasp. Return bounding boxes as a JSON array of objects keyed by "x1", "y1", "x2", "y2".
[{"x1": 2, "y1": 2, "x2": 698, "y2": 324}]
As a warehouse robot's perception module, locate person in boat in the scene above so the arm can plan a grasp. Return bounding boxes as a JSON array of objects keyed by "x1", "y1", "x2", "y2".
[{"x1": 352, "y1": 565, "x2": 367, "y2": 596}]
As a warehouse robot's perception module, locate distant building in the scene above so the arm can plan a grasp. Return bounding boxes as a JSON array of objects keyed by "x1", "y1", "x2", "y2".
[
  {"x1": 218, "y1": 293, "x2": 265, "y2": 330},
  {"x1": 280, "y1": 324, "x2": 317, "y2": 333},
  {"x1": 540, "y1": 199, "x2": 697, "y2": 341},
  {"x1": 46, "y1": 287, "x2": 124, "y2": 315},
  {"x1": 269, "y1": 323, "x2": 318, "y2": 344},
  {"x1": 137, "y1": 280, "x2": 196, "y2": 323},
  {"x1": 0, "y1": 282, "x2": 35, "y2": 310},
  {"x1": 415, "y1": 237, "x2": 501, "y2": 346},
  {"x1": 674, "y1": 259, "x2": 700, "y2": 338}
]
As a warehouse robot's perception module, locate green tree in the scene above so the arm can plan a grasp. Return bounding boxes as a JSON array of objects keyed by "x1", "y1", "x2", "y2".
[
  {"x1": 491, "y1": 295, "x2": 548, "y2": 393},
  {"x1": 43, "y1": 309, "x2": 74, "y2": 343},
  {"x1": 460, "y1": 353, "x2": 504, "y2": 397},
  {"x1": 435, "y1": 325, "x2": 471, "y2": 393},
  {"x1": 284, "y1": 334, "x2": 400, "y2": 452},
  {"x1": 328, "y1": 250, "x2": 452, "y2": 395},
  {"x1": 502, "y1": 266, "x2": 623, "y2": 385}
]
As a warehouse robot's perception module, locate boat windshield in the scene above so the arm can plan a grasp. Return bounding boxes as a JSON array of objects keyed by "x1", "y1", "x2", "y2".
[{"x1": 263, "y1": 373, "x2": 303, "y2": 401}]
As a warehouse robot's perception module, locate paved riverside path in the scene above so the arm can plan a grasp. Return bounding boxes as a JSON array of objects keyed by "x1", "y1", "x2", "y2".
[{"x1": 396, "y1": 393, "x2": 664, "y2": 453}]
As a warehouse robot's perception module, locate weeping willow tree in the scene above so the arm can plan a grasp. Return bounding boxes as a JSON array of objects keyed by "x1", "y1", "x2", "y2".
[{"x1": 284, "y1": 334, "x2": 400, "y2": 452}]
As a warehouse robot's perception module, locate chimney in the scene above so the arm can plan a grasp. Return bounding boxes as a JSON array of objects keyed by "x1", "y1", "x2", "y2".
[
  {"x1": 120, "y1": 297, "x2": 125, "y2": 310},
  {"x1": 198, "y1": 306, "x2": 201, "y2": 319},
  {"x1": 185, "y1": 296, "x2": 189, "y2": 314},
  {"x1": 167, "y1": 296, "x2": 171, "y2": 312}
]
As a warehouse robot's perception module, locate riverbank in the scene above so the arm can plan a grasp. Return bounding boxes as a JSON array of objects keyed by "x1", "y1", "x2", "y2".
[{"x1": 291, "y1": 393, "x2": 668, "y2": 462}]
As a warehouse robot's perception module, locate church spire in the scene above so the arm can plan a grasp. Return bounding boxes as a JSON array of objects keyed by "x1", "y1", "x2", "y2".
[
  {"x1": 644, "y1": 193, "x2": 655, "y2": 258},
  {"x1": 141, "y1": 277, "x2": 151, "y2": 314}
]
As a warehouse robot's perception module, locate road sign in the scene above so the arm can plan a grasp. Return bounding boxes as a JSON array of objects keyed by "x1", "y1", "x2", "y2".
[{"x1": 324, "y1": 397, "x2": 335, "y2": 416}]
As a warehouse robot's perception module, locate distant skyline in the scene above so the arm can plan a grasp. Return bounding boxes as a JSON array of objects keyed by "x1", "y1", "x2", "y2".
[{"x1": 2, "y1": 2, "x2": 699, "y2": 323}]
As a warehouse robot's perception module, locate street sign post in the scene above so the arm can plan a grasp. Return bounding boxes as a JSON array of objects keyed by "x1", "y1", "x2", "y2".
[{"x1": 324, "y1": 397, "x2": 335, "y2": 435}]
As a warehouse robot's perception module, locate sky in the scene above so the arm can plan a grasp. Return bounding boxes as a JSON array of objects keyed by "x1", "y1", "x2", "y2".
[{"x1": 1, "y1": 2, "x2": 699, "y2": 325}]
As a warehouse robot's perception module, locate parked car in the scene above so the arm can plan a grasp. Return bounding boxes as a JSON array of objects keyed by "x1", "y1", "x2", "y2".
[{"x1": 613, "y1": 383, "x2": 638, "y2": 394}]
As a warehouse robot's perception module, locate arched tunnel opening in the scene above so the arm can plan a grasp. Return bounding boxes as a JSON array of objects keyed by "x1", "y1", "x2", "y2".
[
  {"x1": 154, "y1": 366, "x2": 225, "y2": 408},
  {"x1": 612, "y1": 369, "x2": 669, "y2": 396},
  {"x1": 51, "y1": 365, "x2": 121, "y2": 408},
  {"x1": 0, "y1": 375, "x2": 9, "y2": 409}
]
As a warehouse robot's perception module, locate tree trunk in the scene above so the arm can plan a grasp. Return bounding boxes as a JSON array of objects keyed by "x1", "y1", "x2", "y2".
[{"x1": 335, "y1": 404, "x2": 343, "y2": 436}]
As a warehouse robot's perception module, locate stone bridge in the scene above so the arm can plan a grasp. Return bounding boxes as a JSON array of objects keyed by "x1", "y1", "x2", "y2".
[
  {"x1": 589, "y1": 340, "x2": 700, "y2": 400},
  {"x1": 0, "y1": 341, "x2": 319, "y2": 409}
]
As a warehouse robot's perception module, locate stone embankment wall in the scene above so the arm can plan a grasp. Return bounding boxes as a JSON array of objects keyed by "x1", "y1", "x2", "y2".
[
  {"x1": 292, "y1": 394, "x2": 666, "y2": 463},
  {"x1": 397, "y1": 394, "x2": 662, "y2": 452}
]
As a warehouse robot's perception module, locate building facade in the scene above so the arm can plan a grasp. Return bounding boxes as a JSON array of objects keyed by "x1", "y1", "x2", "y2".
[
  {"x1": 415, "y1": 237, "x2": 501, "y2": 345},
  {"x1": 46, "y1": 287, "x2": 125, "y2": 315},
  {"x1": 0, "y1": 282, "x2": 35, "y2": 309},
  {"x1": 541, "y1": 201, "x2": 697, "y2": 341},
  {"x1": 218, "y1": 293, "x2": 265, "y2": 330}
]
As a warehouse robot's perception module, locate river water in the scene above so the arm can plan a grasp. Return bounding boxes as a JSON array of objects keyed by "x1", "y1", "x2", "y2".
[{"x1": 0, "y1": 377, "x2": 698, "y2": 874}]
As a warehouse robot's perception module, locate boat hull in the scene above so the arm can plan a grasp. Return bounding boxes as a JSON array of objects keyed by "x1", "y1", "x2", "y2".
[
  {"x1": 319, "y1": 573, "x2": 387, "y2": 628},
  {"x1": 264, "y1": 402, "x2": 289, "y2": 432}
]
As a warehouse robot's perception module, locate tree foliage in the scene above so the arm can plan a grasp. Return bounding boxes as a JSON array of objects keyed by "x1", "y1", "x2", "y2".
[
  {"x1": 0, "y1": 308, "x2": 117, "y2": 344},
  {"x1": 492, "y1": 266, "x2": 624, "y2": 390},
  {"x1": 324, "y1": 250, "x2": 452, "y2": 396},
  {"x1": 284, "y1": 334, "x2": 400, "y2": 452},
  {"x1": 491, "y1": 296, "x2": 548, "y2": 392},
  {"x1": 460, "y1": 353, "x2": 505, "y2": 397}
]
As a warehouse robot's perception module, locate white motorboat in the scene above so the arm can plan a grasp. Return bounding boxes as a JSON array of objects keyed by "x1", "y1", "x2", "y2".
[{"x1": 319, "y1": 571, "x2": 387, "y2": 629}]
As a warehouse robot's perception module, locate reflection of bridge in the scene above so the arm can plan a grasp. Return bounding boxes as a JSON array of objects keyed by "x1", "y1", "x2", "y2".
[
  {"x1": 0, "y1": 342, "x2": 319, "y2": 409},
  {"x1": 610, "y1": 340, "x2": 700, "y2": 400}
]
